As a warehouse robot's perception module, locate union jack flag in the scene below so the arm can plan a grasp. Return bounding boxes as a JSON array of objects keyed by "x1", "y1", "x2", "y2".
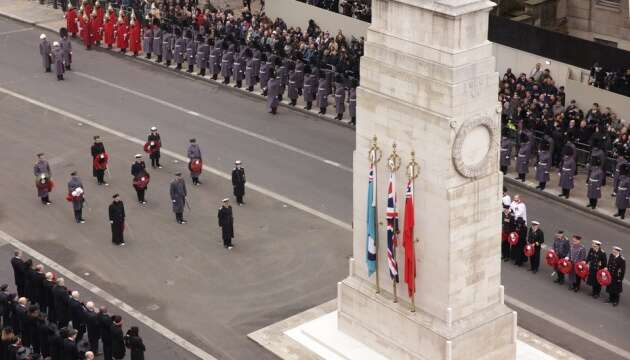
[{"x1": 386, "y1": 173, "x2": 399, "y2": 282}]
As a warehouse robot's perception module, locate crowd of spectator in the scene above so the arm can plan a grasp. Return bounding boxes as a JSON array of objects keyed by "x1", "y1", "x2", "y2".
[
  {"x1": 296, "y1": 0, "x2": 371, "y2": 22},
  {"x1": 499, "y1": 63, "x2": 628, "y2": 169},
  {"x1": 589, "y1": 62, "x2": 630, "y2": 97}
]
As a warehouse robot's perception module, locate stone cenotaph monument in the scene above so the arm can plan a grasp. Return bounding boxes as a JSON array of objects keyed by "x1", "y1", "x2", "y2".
[{"x1": 336, "y1": 0, "x2": 517, "y2": 359}]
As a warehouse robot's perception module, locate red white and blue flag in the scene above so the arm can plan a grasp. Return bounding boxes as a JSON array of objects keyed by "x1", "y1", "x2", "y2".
[
  {"x1": 386, "y1": 173, "x2": 399, "y2": 282},
  {"x1": 403, "y1": 180, "x2": 416, "y2": 297}
]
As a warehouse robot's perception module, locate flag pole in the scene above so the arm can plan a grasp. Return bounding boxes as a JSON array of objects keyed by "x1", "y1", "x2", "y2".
[
  {"x1": 387, "y1": 142, "x2": 401, "y2": 303},
  {"x1": 369, "y1": 136, "x2": 382, "y2": 294},
  {"x1": 407, "y1": 151, "x2": 420, "y2": 313}
]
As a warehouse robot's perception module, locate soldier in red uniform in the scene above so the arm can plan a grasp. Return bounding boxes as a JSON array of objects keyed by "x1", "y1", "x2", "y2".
[
  {"x1": 128, "y1": 14, "x2": 142, "y2": 57},
  {"x1": 79, "y1": 13, "x2": 92, "y2": 50},
  {"x1": 89, "y1": 10, "x2": 101, "y2": 46},
  {"x1": 65, "y1": 2, "x2": 78, "y2": 37},
  {"x1": 115, "y1": 15, "x2": 129, "y2": 53},
  {"x1": 103, "y1": 12, "x2": 116, "y2": 49}
]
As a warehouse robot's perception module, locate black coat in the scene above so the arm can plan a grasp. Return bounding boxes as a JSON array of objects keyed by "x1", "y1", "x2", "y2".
[
  {"x1": 48, "y1": 327, "x2": 64, "y2": 360},
  {"x1": 85, "y1": 310, "x2": 100, "y2": 340},
  {"x1": 109, "y1": 201, "x2": 125, "y2": 224},
  {"x1": 10, "y1": 257, "x2": 25, "y2": 289},
  {"x1": 218, "y1": 206, "x2": 234, "y2": 239},
  {"x1": 62, "y1": 337, "x2": 81, "y2": 360},
  {"x1": 42, "y1": 279, "x2": 55, "y2": 314},
  {"x1": 125, "y1": 334, "x2": 146, "y2": 360},
  {"x1": 586, "y1": 249, "x2": 607, "y2": 286},
  {"x1": 68, "y1": 297, "x2": 85, "y2": 330},
  {"x1": 131, "y1": 161, "x2": 147, "y2": 177},
  {"x1": 111, "y1": 324, "x2": 126, "y2": 359},
  {"x1": 52, "y1": 285, "x2": 70, "y2": 324},
  {"x1": 607, "y1": 255, "x2": 626, "y2": 294},
  {"x1": 99, "y1": 313, "x2": 113, "y2": 342},
  {"x1": 231, "y1": 168, "x2": 245, "y2": 197}
]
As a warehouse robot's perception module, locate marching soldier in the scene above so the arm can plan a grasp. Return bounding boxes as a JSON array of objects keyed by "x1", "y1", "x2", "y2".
[
  {"x1": 535, "y1": 139, "x2": 550, "y2": 190},
  {"x1": 558, "y1": 146, "x2": 576, "y2": 199},
  {"x1": 144, "y1": 126, "x2": 162, "y2": 169},
  {"x1": 174, "y1": 28, "x2": 186, "y2": 71},
  {"x1": 334, "y1": 74, "x2": 346, "y2": 121},
  {"x1": 161, "y1": 26, "x2": 173, "y2": 67},
  {"x1": 59, "y1": 27, "x2": 72, "y2": 71},
  {"x1": 348, "y1": 78, "x2": 357, "y2": 125},
  {"x1": 568, "y1": 235, "x2": 586, "y2": 292},
  {"x1": 108, "y1": 194, "x2": 125, "y2": 246},
  {"x1": 196, "y1": 36, "x2": 210, "y2": 77},
  {"x1": 232, "y1": 161, "x2": 246, "y2": 205},
  {"x1": 187, "y1": 139, "x2": 202, "y2": 185},
  {"x1": 131, "y1": 154, "x2": 149, "y2": 204},
  {"x1": 586, "y1": 240, "x2": 607, "y2": 298},
  {"x1": 267, "y1": 68, "x2": 281, "y2": 115},
  {"x1": 36, "y1": 174, "x2": 53, "y2": 205},
  {"x1": 34, "y1": 153, "x2": 52, "y2": 179},
  {"x1": 152, "y1": 19, "x2": 162, "y2": 63},
  {"x1": 67, "y1": 171, "x2": 85, "y2": 224},
  {"x1": 553, "y1": 230, "x2": 570, "y2": 284},
  {"x1": 185, "y1": 30, "x2": 197, "y2": 73},
  {"x1": 586, "y1": 157, "x2": 603, "y2": 209},
  {"x1": 606, "y1": 246, "x2": 625, "y2": 306},
  {"x1": 303, "y1": 66, "x2": 317, "y2": 111},
  {"x1": 221, "y1": 44, "x2": 235, "y2": 84},
  {"x1": 500, "y1": 128, "x2": 513, "y2": 174},
  {"x1": 52, "y1": 41, "x2": 65, "y2": 81},
  {"x1": 527, "y1": 220, "x2": 544, "y2": 273},
  {"x1": 91, "y1": 136, "x2": 108, "y2": 186},
  {"x1": 210, "y1": 39, "x2": 223, "y2": 80},
  {"x1": 169, "y1": 172, "x2": 187, "y2": 224},
  {"x1": 501, "y1": 204, "x2": 514, "y2": 261},
  {"x1": 316, "y1": 70, "x2": 329, "y2": 115},
  {"x1": 218, "y1": 198, "x2": 234, "y2": 249},
  {"x1": 515, "y1": 132, "x2": 531, "y2": 182},
  {"x1": 142, "y1": 22, "x2": 153, "y2": 60},
  {"x1": 614, "y1": 163, "x2": 630, "y2": 219}
]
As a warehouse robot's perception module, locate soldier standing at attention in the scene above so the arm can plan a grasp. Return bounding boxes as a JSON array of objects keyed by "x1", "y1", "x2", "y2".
[
  {"x1": 606, "y1": 246, "x2": 625, "y2": 306},
  {"x1": 586, "y1": 240, "x2": 606, "y2": 299},
  {"x1": 232, "y1": 161, "x2": 246, "y2": 206},
  {"x1": 39, "y1": 34, "x2": 52, "y2": 73},
  {"x1": 187, "y1": 139, "x2": 202, "y2": 185},
  {"x1": 108, "y1": 194, "x2": 125, "y2": 246},
  {"x1": 91, "y1": 136, "x2": 109, "y2": 186},
  {"x1": 527, "y1": 220, "x2": 544, "y2": 273},
  {"x1": 131, "y1": 154, "x2": 149, "y2": 204},
  {"x1": 170, "y1": 172, "x2": 187, "y2": 224},
  {"x1": 535, "y1": 140, "x2": 550, "y2": 190},
  {"x1": 218, "y1": 198, "x2": 234, "y2": 250},
  {"x1": 34, "y1": 153, "x2": 52, "y2": 179},
  {"x1": 145, "y1": 126, "x2": 162, "y2": 169}
]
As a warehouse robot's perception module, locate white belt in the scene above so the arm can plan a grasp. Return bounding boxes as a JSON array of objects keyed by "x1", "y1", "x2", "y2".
[
  {"x1": 538, "y1": 162, "x2": 548, "y2": 166},
  {"x1": 562, "y1": 168, "x2": 571, "y2": 171},
  {"x1": 289, "y1": 81, "x2": 296, "y2": 84},
  {"x1": 620, "y1": 187, "x2": 628, "y2": 191},
  {"x1": 335, "y1": 95, "x2": 343, "y2": 98},
  {"x1": 318, "y1": 88, "x2": 326, "y2": 91}
]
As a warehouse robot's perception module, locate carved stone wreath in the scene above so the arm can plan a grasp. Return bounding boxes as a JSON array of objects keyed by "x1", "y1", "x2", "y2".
[{"x1": 452, "y1": 115, "x2": 497, "y2": 178}]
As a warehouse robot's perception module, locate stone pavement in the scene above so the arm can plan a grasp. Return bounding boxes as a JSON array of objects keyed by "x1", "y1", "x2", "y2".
[{"x1": 0, "y1": 0, "x2": 354, "y2": 129}]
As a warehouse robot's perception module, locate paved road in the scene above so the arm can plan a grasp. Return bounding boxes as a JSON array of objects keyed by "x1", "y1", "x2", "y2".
[{"x1": 0, "y1": 17, "x2": 629, "y2": 360}]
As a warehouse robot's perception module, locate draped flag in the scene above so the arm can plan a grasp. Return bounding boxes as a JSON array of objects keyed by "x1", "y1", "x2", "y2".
[
  {"x1": 403, "y1": 180, "x2": 416, "y2": 297},
  {"x1": 386, "y1": 173, "x2": 399, "y2": 282},
  {"x1": 366, "y1": 164, "x2": 377, "y2": 276}
]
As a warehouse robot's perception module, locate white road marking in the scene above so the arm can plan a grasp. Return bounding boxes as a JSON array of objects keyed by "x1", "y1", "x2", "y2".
[
  {"x1": 0, "y1": 230, "x2": 218, "y2": 360},
  {"x1": 0, "y1": 85, "x2": 353, "y2": 233},
  {"x1": 505, "y1": 295, "x2": 630, "y2": 359},
  {"x1": 73, "y1": 72, "x2": 353, "y2": 173},
  {"x1": 0, "y1": 27, "x2": 33, "y2": 36}
]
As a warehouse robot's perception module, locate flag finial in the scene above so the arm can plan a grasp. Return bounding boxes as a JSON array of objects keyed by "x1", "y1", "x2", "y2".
[
  {"x1": 407, "y1": 152, "x2": 419, "y2": 180},
  {"x1": 368, "y1": 136, "x2": 382, "y2": 165},
  {"x1": 387, "y1": 143, "x2": 401, "y2": 172}
]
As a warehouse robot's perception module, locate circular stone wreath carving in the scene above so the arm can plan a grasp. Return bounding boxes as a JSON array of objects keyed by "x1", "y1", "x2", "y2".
[{"x1": 452, "y1": 116, "x2": 497, "y2": 178}]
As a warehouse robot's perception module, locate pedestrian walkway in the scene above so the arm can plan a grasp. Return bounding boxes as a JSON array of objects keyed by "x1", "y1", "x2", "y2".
[{"x1": 0, "y1": 0, "x2": 355, "y2": 129}]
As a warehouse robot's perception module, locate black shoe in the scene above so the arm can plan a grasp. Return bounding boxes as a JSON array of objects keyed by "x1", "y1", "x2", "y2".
[
  {"x1": 553, "y1": 279, "x2": 561, "y2": 283},
  {"x1": 613, "y1": 213, "x2": 620, "y2": 217}
]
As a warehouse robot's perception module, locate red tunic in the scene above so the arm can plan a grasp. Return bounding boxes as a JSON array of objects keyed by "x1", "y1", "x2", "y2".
[
  {"x1": 79, "y1": 16, "x2": 92, "y2": 48},
  {"x1": 128, "y1": 22, "x2": 142, "y2": 54},
  {"x1": 103, "y1": 17, "x2": 116, "y2": 47},
  {"x1": 65, "y1": 9, "x2": 79, "y2": 35},
  {"x1": 96, "y1": 6, "x2": 105, "y2": 25},
  {"x1": 115, "y1": 21, "x2": 129, "y2": 50},
  {"x1": 90, "y1": 16, "x2": 102, "y2": 43}
]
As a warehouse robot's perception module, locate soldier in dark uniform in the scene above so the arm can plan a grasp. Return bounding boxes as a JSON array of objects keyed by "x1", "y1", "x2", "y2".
[
  {"x1": 267, "y1": 68, "x2": 281, "y2": 114},
  {"x1": 586, "y1": 240, "x2": 607, "y2": 298},
  {"x1": 501, "y1": 205, "x2": 514, "y2": 261},
  {"x1": 348, "y1": 77, "x2": 357, "y2": 125},
  {"x1": 185, "y1": 30, "x2": 198, "y2": 73},
  {"x1": 91, "y1": 135, "x2": 108, "y2": 186},
  {"x1": 553, "y1": 230, "x2": 570, "y2": 284},
  {"x1": 558, "y1": 145, "x2": 576, "y2": 198},
  {"x1": 614, "y1": 163, "x2": 630, "y2": 219},
  {"x1": 515, "y1": 132, "x2": 531, "y2": 182},
  {"x1": 152, "y1": 19, "x2": 162, "y2": 63},
  {"x1": 568, "y1": 235, "x2": 586, "y2": 292},
  {"x1": 108, "y1": 194, "x2": 125, "y2": 246},
  {"x1": 210, "y1": 39, "x2": 223, "y2": 80},
  {"x1": 131, "y1": 154, "x2": 149, "y2": 204},
  {"x1": 161, "y1": 26, "x2": 173, "y2": 67},
  {"x1": 334, "y1": 74, "x2": 346, "y2": 120},
  {"x1": 147, "y1": 126, "x2": 162, "y2": 168},
  {"x1": 527, "y1": 220, "x2": 544, "y2": 273},
  {"x1": 67, "y1": 171, "x2": 85, "y2": 224},
  {"x1": 316, "y1": 70, "x2": 329, "y2": 115},
  {"x1": 500, "y1": 129, "x2": 513, "y2": 174},
  {"x1": 187, "y1": 138, "x2": 202, "y2": 185},
  {"x1": 303, "y1": 65, "x2": 317, "y2": 110},
  {"x1": 221, "y1": 44, "x2": 235, "y2": 84},
  {"x1": 535, "y1": 140, "x2": 550, "y2": 190},
  {"x1": 586, "y1": 157, "x2": 603, "y2": 209},
  {"x1": 612, "y1": 150, "x2": 628, "y2": 197},
  {"x1": 232, "y1": 160, "x2": 246, "y2": 205},
  {"x1": 34, "y1": 153, "x2": 52, "y2": 179},
  {"x1": 170, "y1": 172, "x2": 187, "y2": 224},
  {"x1": 218, "y1": 198, "x2": 234, "y2": 249},
  {"x1": 606, "y1": 246, "x2": 625, "y2": 306},
  {"x1": 142, "y1": 23, "x2": 153, "y2": 60},
  {"x1": 196, "y1": 36, "x2": 210, "y2": 77},
  {"x1": 259, "y1": 53, "x2": 270, "y2": 95},
  {"x1": 513, "y1": 217, "x2": 527, "y2": 266},
  {"x1": 173, "y1": 28, "x2": 186, "y2": 71}
]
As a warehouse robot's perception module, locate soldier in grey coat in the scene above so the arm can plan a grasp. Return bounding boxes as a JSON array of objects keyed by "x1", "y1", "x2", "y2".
[
  {"x1": 515, "y1": 132, "x2": 531, "y2": 182},
  {"x1": 278, "y1": 58, "x2": 289, "y2": 102},
  {"x1": 186, "y1": 31, "x2": 198, "y2": 73},
  {"x1": 196, "y1": 36, "x2": 210, "y2": 77},
  {"x1": 233, "y1": 47, "x2": 248, "y2": 88},
  {"x1": 252, "y1": 48, "x2": 261, "y2": 83},
  {"x1": 173, "y1": 29, "x2": 187, "y2": 71},
  {"x1": 500, "y1": 129, "x2": 513, "y2": 174},
  {"x1": 303, "y1": 66, "x2": 318, "y2": 111},
  {"x1": 558, "y1": 146, "x2": 576, "y2": 198},
  {"x1": 348, "y1": 78, "x2": 357, "y2": 125},
  {"x1": 287, "y1": 61, "x2": 299, "y2": 106},
  {"x1": 294, "y1": 61, "x2": 304, "y2": 96},
  {"x1": 587, "y1": 157, "x2": 604, "y2": 209},
  {"x1": 210, "y1": 40, "x2": 223, "y2": 80},
  {"x1": 334, "y1": 75, "x2": 346, "y2": 120},
  {"x1": 267, "y1": 68, "x2": 281, "y2": 115},
  {"x1": 316, "y1": 71, "x2": 329, "y2": 115},
  {"x1": 59, "y1": 28, "x2": 72, "y2": 71},
  {"x1": 258, "y1": 53, "x2": 270, "y2": 95},
  {"x1": 187, "y1": 138, "x2": 202, "y2": 185},
  {"x1": 245, "y1": 50, "x2": 256, "y2": 91},
  {"x1": 161, "y1": 29, "x2": 173, "y2": 67},
  {"x1": 613, "y1": 151, "x2": 628, "y2": 196},
  {"x1": 588, "y1": 138, "x2": 607, "y2": 186},
  {"x1": 613, "y1": 163, "x2": 630, "y2": 219},
  {"x1": 568, "y1": 235, "x2": 587, "y2": 292},
  {"x1": 169, "y1": 173, "x2": 187, "y2": 224},
  {"x1": 34, "y1": 153, "x2": 51, "y2": 178},
  {"x1": 535, "y1": 140, "x2": 551, "y2": 190},
  {"x1": 51, "y1": 41, "x2": 65, "y2": 81},
  {"x1": 221, "y1": 44, "x2": 235, "y2": 84},
  {"x1": 153, "y1": 21, "x2": 162, "y2": 63},
  {"x1": 39, "y1": 34, "x2": 52, "y2": 73},
  {"x1": 143, "y1": 24, "x2": 153, "y2": 60}
]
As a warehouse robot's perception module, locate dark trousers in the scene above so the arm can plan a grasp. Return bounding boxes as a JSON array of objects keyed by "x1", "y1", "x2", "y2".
[
  {"x1": 96, "y1": 169, "x2": 105, "y2": 184},
  {"x1": 592, "y1": 282, "x2": 602, "y2": 296},
  {"x1": 609, "y1": 292, "x2": 620, "y2": 304},
  {"x1": 150, "y1": 152, "x2": 161, "y2": 167},
  {"x1": 501, "y1": 240, "x2": 510, "y2": 260},
  {"x1": 191, "y1": 176, "x2": 199, "y2": 185},
  {"x1": 562, "y1": 188, "x2": 570, "y2": 198},
  {"x1": 176, "y1": 212, "x2": 184, "y2": 223},
  {"x1": 500, "y1": 165, "x2": 507, "y2": 173},
  {"x1": 573, "y1": 277, "x2": 582, "y2": 289},
  {"x1": 518, "y1": 173, "x2": 525, "y2": 181},
  {"x1": 136, "y1": 188, "x2": 146, "y2": 202},
  {"x1": 111, "y1": 222, "x2": 124, "y2": 244},
  {"x1": 236, "y1": 194, "x2": 243, "y2": 204},
  {"x1": 350, "y1": 116, "x2": 356, "y2": 125},
  {"x1": 555, "y1": 268, "x2": 565, "y2": 283},
  {"x1": 305, "y1": 101, "x2": 312, "y2": 110},
  {"x1": 538, "y1": 182, "x2": 546, "y2": 190},
  {"x1": 40, "y1": 195, "x2": 50, "y2": 204},
  {"x1": 103, "y1": 342, "x2": 112, "y2": 360},
  {"x1": 617, "y1": 208, "x2": 626, "y2": 219},
  {"x1": 530, "y1": 246, "x2": 541, "y2": 272},
  {"x1": 222, "y1": 231, "x2": 232, "y2": 247},
  {"x1": 74, "y1": 209, "x2": 83, "y2": 222},
  {"x1": 589, "y1": 198, "x2": 598, "y2": 208},
  {"x1": 88, "y1": 335, "x2": 99, "y2": 353}
]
